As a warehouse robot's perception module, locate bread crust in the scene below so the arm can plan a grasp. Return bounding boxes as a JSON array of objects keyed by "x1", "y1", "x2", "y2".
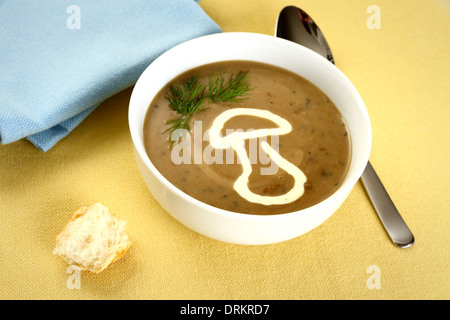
[{"x1": 53, "y1": 203, "x2": 132, "y2": 273}]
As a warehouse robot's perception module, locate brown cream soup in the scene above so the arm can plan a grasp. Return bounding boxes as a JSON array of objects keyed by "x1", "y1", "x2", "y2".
[{"x1": 143, "y1": 61, "x2": 350, "y2": 215}]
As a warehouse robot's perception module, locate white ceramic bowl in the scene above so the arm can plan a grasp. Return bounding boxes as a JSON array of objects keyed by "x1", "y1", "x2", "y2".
[{"x1": 129, "y1": 32, "x2": 371, "y2": 245}]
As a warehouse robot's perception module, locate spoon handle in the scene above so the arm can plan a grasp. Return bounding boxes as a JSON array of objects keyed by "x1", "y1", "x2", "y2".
[{"x1": 360, "y1": 161, "x2": 414, "y2": 248}]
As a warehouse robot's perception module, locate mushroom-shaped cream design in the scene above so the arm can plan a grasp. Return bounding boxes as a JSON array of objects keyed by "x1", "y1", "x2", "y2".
[{"x1": 209, "y1": 108, "x2": 307, "y2": 205}]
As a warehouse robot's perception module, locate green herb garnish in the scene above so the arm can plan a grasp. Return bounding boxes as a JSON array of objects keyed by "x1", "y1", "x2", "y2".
[
  {"x1": 164, "y1": 69, "x2": 252, "y2": 145},
  {"x1": 207, "y1": 70, "x2": 252, "y2": 103}
]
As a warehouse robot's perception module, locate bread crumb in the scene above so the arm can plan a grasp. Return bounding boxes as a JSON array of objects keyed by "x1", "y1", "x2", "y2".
[{"x1": 53, "y1": 203, "x2": 132, "y2": 273}]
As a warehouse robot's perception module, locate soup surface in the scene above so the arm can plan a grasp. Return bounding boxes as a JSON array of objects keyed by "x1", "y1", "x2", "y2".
[{"x1": 143, "y1": 61, "x2": 350, "y2": 215}]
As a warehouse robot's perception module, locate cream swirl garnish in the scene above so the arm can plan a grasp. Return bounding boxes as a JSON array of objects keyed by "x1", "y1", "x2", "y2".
[{"x1": 209, "y1": 108, "x2": 307, "y2": 205}]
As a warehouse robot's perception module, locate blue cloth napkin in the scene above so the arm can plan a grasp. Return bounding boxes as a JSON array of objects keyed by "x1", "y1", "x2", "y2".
[{"x1": 0, "y1": 0, "x2": 221, "y2": 151}]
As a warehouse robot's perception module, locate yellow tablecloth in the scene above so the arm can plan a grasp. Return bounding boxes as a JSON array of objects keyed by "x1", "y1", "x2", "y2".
[{"x1": 1, "y1": 0, "x2": 449, "y2": 300}]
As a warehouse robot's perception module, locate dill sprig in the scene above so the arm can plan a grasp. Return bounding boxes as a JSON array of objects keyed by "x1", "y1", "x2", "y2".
[
  {"x1": 164, "y1": 69, "x2": 252, "y2": 145},
  {"x1": 164, "y1": 74, "x2": 207, "y2": 137},
  {"x1": 208, "y1": 70, "x2": 252, "y2": 103}
]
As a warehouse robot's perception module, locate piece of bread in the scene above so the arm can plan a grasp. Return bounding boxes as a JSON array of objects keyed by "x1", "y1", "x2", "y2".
[{"x1": 53, "y1": 203, "x2": 132, "y2": 273}]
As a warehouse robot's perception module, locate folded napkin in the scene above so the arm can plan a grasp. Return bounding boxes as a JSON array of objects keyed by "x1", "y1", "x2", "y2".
[{"x1": 0, "y1": 0, "x2": 221, "y2": 151}]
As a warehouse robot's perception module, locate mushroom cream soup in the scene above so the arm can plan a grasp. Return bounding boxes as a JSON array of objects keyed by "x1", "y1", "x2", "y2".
[{"x1": 143, "y1": 61, "x2": 350, "y2": 215}]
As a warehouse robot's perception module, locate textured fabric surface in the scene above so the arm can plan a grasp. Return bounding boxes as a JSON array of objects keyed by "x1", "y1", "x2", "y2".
[
  {"x1": 0, "y1": 0, "x2": 449, "y2": 300},
  {"x1": 0, "y1": 0, "x2": 220, "y2": 151}
]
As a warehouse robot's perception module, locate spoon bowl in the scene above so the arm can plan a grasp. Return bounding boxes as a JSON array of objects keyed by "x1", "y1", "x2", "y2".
[{"x1": 276, "y1": 6, "x2": 334, "y2": 64}]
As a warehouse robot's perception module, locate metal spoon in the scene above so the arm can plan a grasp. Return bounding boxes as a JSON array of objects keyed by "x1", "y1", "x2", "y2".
[{"x1": 276, "y1": 6, "x2": 414, "y2": 248}]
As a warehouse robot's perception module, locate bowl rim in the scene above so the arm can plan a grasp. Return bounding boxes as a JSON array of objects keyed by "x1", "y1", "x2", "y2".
[{"x1": 129, "y1": 31, "x2": 371, "y2": 222}]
